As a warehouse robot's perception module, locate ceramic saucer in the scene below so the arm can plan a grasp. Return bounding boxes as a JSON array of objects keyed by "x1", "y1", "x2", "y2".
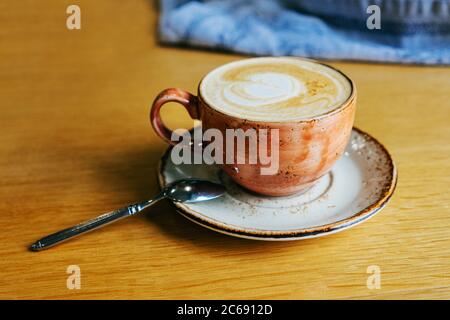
[{"x1": 158, "y1": 128, "x2": 397, "y2": 240}]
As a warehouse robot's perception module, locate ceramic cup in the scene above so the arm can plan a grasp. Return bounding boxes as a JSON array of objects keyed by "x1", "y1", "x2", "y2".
[{"x1": 150, "y1": 58, "x2": 356, "y2": 196}]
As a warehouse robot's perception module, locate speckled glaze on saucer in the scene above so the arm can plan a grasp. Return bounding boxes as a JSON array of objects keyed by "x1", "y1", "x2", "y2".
[{"x1": 158, "y1": 128, "x2": 397, "y2": 240}]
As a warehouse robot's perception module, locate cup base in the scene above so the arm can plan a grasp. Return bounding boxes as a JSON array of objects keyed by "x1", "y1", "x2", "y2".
[{"x1": 221, "y1": 170, "x2": 320, "y2": 197}]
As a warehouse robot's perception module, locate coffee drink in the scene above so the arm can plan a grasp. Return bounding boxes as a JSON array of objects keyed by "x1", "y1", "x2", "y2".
[
  {"x1": 200, "y1": 57, "x2": 352, "y2": 121},
  {"x1": 151, "y1": 57, "x2": 356, "y2": 196}
]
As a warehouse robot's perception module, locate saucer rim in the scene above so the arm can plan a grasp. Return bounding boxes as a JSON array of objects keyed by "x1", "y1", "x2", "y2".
[{"x1": 157, "y1": 127, "x2": 397, "y2": 240}]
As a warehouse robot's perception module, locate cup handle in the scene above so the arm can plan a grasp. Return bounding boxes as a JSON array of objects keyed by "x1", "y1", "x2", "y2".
[{"x1": 150, "y1": 88, "x2": 200, "y2": 145}]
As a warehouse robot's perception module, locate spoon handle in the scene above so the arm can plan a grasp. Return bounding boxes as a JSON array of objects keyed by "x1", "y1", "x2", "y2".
[{"x1": 30, "y1": 195, "x2": 164, "y2": 251}]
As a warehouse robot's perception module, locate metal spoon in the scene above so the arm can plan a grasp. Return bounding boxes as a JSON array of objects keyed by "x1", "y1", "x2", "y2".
[{"x1": 30, "y1": 179, "x2": 225, "y2": 251}]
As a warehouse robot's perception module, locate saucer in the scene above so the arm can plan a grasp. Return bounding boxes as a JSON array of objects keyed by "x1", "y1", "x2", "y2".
[{"x1": 157, "y1": 128, "x2": 397, "y2": 240}]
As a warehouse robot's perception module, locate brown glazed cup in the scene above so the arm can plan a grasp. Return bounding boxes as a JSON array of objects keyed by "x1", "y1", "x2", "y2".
[{"x1": 150, "y1": 58, "x2": 356, "y2": 196}]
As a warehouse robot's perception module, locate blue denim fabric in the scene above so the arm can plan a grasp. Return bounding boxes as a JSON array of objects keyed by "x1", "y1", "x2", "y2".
[{"x1": 159, "y1": 0, "x2": 450, "y2": 64}]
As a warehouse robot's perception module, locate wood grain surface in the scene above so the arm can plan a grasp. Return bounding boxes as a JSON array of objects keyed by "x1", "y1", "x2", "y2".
[{"x1": 0, "y1": 1, "x2": 449, "y2": 299}]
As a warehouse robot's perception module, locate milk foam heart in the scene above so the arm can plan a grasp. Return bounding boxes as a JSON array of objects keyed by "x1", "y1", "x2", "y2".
[
  {"x1": 223, "y1": 72, "x2": 306, "y2": 107},
  {"x1": 200, "y1": 57, "x2": 352, "y2": 121}
]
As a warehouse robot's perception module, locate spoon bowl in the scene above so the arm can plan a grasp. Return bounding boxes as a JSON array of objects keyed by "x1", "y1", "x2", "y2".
[{"x1": 164, "y1": 179, "x2": 225, "y2": 203}]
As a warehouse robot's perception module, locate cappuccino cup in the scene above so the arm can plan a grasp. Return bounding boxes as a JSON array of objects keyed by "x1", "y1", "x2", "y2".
[{"x1": 151, "y1": 57, "x2": 356, "y2": 196}]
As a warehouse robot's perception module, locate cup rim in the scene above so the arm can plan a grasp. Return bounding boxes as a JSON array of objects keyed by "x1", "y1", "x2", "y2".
[{"x1": 197, "y1": 56, "x2": 356, "y2": 124}]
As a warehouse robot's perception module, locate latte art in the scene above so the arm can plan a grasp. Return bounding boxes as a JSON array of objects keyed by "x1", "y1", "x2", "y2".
[
  {"x1": 223, "y1": 72, "x2": 306, "y2": 107},
  {"x1": 200, "y1": 57, "x2": 352, "y2": 121}
]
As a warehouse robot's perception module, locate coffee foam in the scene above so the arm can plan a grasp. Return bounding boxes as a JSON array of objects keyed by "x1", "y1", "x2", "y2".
[{"x1": 200, "y1": 57, "x2": 352, "y2": 122}]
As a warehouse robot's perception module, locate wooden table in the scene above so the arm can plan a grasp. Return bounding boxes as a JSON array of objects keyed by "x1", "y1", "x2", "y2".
[{"x1": 1, "y1": 1, "x2": 449, "y2": 300}]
